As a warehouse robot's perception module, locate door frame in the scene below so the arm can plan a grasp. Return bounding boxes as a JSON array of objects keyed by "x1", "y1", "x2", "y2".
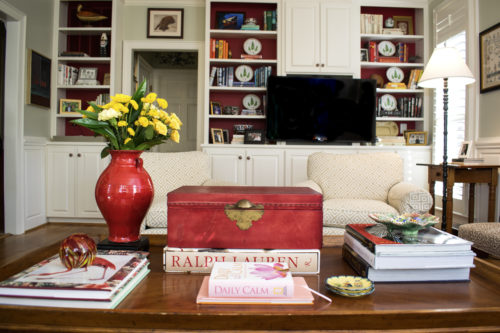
[
  {"x1": 0, "y1": 1, "x2": 26, "y2": 234},
  {"x1": 122, "y1": 40, "x2": 205, "y2": 150}
]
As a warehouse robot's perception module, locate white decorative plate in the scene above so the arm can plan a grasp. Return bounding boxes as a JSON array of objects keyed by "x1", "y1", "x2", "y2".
[
  {"x1": 386, "y1": 67, "x2": 404, "y2": 83},
  {"x1": 380, "y1": 94, "x2": 397, "y2": 111},
  {"x1": 378, "y1": 41, "x2": 396, "y2": 56},
  {"x1": 243, "y1": 38, "x2": 262, "y2": 55},
  {"x1": 242, "y1": 94, "x2": 261, "y2": 110},
  {"x1": 235, "y1": 65, "x2": 253, "y2": 82}
]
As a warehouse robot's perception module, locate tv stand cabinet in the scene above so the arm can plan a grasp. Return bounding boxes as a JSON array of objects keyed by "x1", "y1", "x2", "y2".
[{"x1": 202, "y1": 144, "x2": 431, "y2": 187}]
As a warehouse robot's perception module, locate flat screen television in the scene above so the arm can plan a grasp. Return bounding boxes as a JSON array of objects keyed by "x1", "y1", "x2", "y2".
[{"x1": 266, "y1": 75, "x2": 377, "y2": 144}]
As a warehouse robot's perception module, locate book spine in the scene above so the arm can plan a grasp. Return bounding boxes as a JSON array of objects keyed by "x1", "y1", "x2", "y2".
[
  {"x1": 345, "y1": 225, "x2": 377, "y2": 253},
  {"x1": 163, "y1": 248, "x2": 320, "y2": 274},
  {"x1": 209, "y1": 279, "x2": 293, "y2": 298},
  {"x1": 342, "y1": 244, "x2": 370, "y2": 278},
  {"x1": 368, "y1": 41, "x2": 377, "y2": 62}
]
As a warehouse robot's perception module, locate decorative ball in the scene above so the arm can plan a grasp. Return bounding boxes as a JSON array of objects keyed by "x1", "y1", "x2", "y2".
[{"x1": 59, "y1": 233, "x2": 97, "y2": 269}]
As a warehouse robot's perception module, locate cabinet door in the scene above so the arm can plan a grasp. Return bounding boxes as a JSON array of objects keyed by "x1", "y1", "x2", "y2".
[
  {"x1": 285, "y1": 0, "x2": 321, "y2": 73},
  {"x1": 46, "y1": 146, "x2": 76, "y2": 217},
  {"x1": 284, "y1": 149, "x2": 321, "y2": 186},
  {"x1": 75, "y1": 146, "x2": 109, "y2": 218},
  {"x1": 245, "y1": 149, "x2": 284, "y2": 186},
  {"x1": 321, "y1": 0, "x2": 358, "y2": 74},
  {"x1": 205, "y1": 148, "x2": 245, "y2": 185}
]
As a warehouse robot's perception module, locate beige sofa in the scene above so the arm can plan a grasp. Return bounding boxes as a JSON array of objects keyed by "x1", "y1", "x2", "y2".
[
  {"x1": 140, "y1": 151, "x2": 233, "y2": 235},
  {"x1": 297, "y1": 152, "x2": 433, "y2": 236}
]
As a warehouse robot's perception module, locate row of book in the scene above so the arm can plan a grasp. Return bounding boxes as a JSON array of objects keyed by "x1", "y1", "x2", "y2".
[
  {"x1": 210, "y1": 39, "x2": 231, "y2": 59},
  {"x1": 95, "y1": 93, "x2": 110, "y2": 106},
  {"x1": 376, "y1": 96, "x2": 423, "y2": 118},
  {"x1": 262, "y1": 10, "x2": 277, "y2": 31},
  {"x1": 57, "y1": 64, "x2": 79, "y2": 86},
  {"x1": 367, "y1": 41, "x2": 408, "y2": 63},
  {"x1": 0, "y1": 250, "x2": 150, "y2": 308},
  {"x1": 342, "y1": 224, "x2": 475, "y2": 282},
  {"x1": 209, "y1": 66, "x2": 272, "y2": 87},
  {"x1": 407, "y1": 69, "x2": 424, "y2": 89},
  {"x1": 360, "y1": 14, "x2": 383, "y2": 34}
]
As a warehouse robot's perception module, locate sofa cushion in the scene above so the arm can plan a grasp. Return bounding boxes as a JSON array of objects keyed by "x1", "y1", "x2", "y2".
[
  {"x1": 323, "y1": 198, "x2": 398, "y2": 229},
  {"x1": 308, "y1": 152, "x2": 403, "y2": 201},
  {"x1": 458, "y1": 223, "x2": 500, "y2": 258}
]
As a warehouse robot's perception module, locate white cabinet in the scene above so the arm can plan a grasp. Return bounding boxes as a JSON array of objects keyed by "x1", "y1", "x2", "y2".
[
  {"x1": 46, "y1": 143, "x2": 109, "y2": 219},
  {"x1": 203, "y1": 146, "x2": 284, "y2": 186},
  {"x1": 285, "y1": 0, "x2": 359, "y2": 75}
]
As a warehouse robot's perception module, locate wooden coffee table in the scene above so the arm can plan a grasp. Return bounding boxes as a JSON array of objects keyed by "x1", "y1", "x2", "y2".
[{"x1": 1, "y1": 244, "x2": 500, "y2": 332}]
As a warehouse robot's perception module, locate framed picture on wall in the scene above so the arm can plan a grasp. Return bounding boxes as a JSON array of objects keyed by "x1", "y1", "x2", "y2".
[
  {"x1": 27, "y1": 49, "x2": 51, "y2": 108},
  {"x1": 479, "y1": 22, "x2": 500, "y2": 93},
  {"x1": 147, "y1": 8, "x2": 184, "y2": 38}
]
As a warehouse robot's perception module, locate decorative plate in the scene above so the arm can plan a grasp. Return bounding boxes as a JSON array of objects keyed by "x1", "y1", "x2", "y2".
[
  {"x1": 378, "y1": 41, "x2": 396, "y2": 56},
  {"x1": 326, "y1": 275, "x2": 373, "y2": 292},
  {"x1": 386, "y1": 67, "x2": 404, "y2": 83},
  {"x1": 375, "y1": 121, "x2": 398, "y2": 136},
  {"x1": 369, "y1": 213, "x2": 440, "y2": 243},
  {"x1": 326, "y1": 284, "x2": 375, "y2": 298},
  {"x1": 380, "y1": 94, "x2": 397, "y2": 111},
  {"x1": 235, "y1": 65, "x2": 254, "y2": 82},
  {"x1": 242, "y1": 94, "x2": 261, "y2": 110},
  {"x1": 243, "y1": 38, "x2": 262, "y2": 55}
]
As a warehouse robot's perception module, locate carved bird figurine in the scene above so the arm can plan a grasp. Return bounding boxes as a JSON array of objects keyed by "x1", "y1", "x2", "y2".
[
  {"x1": 155, "y1": 16, "x2": 176, "y2": 31},
  {"x1": 76, "y1": 4, "x2": 108, "y2": 25}
]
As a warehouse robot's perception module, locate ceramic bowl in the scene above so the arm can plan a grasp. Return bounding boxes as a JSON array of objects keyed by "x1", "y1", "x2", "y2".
[{"x1": 369, "y1": 213, "x2": 440, "y2": 242}]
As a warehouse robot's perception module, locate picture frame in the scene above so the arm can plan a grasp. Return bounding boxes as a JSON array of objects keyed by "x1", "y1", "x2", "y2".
[
  {"x1": 479, "y1": 22, "x2": 500, "y2": 93},
  {"x1": 222, "y1": 129, "x2": 230, "y2": 143},
  {"x1": 211, "y1": 128, "x2": 224, "y2": 144},
  {"x1": 360, "y1": 48, "x2": 368, "y2": 62},
  {"x1": 147, "y1": 8, "x2": 184, "y2": 38},
  {"x1": 59, "y1": 99, "x2": 81, "y2": 115},
  {"x1": 405, "y1": 131, "x2": 427, "y2": 146},
  {"x1": 76, "y1": 67, "x2": 98, "y2": 85},
  {"x1": 244, "y1": 129, "x2": 265, "y2": 144},
  {"x1": 210, "y1": 101, "x2": 222, "y2": 115},
  {"x1": 393, "y1": 16, "x2": 414, "y2": 35},
  {"x1": 216, "y1": 12, "x2": 244, "y2": 30},
  {"x1": 27, "y1": 49, "x2": 51, "y2": 108},
  {"x1": 458, "y1": 141, "x2": 472, "y2": 158}
]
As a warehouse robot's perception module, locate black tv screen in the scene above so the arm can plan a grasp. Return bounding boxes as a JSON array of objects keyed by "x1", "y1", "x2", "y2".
[{"x1": 266, "y1": 75, "x2": 376, "y2": 144}]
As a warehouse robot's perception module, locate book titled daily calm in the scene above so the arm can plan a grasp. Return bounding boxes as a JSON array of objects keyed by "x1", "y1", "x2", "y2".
[{"x1": 209, "y1": 262, "x2": 294, "y2": 298}]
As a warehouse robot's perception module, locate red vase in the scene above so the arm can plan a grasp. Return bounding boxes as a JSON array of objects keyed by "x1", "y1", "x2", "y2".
[{"x1": 95, "y1": 150, "x2": 153, "y2": 243}]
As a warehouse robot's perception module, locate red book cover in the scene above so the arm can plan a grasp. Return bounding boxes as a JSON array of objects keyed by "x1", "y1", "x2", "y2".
[{"x1": 368, "y1": 41, "x2": 378, "y2": 62}]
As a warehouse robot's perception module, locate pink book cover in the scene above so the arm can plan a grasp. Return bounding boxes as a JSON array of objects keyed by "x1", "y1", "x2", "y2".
[{"x1": 209, "y1": 262, "x2": 294, "y2": 298}]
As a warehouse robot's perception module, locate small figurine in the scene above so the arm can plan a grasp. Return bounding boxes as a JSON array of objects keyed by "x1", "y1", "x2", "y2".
[
  {"x1": 385, "y1": 17, "x2": 394, "y2": 28},
  {"x1": 100, "y1": 33, "x2": 108, "y2": 57},
  {"x1": 76, "y1": 4, "x2": 108, "y2": 26}
]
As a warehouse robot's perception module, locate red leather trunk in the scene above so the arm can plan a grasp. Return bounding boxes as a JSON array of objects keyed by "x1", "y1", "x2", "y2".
[{"x1": 167, "y1": 186, "x2": 323, "y2": 249}]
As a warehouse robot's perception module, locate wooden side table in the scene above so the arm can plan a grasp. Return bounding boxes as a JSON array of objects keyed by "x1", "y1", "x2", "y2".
[{"x1": 418, "y1": 163, "x2": 499, "y2": 234}]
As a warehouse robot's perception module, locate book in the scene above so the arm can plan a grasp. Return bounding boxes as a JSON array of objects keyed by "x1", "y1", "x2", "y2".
[
  {"x1": 209, "y1": 262, "x2": 293, "y2": 298},
  {"x1": 197, "y1": 276, "x2": 313, "y2": 305},
  {"x1": 163, "y1": 247, "x2": 320, "y2": 274},
  {"x1": 344, "y1": 232, "x2": 476, "y2": 269},
  {"x1": 0, "y1": 250, "x2": 149, "y2": 300},
  {"x1": 342, "y1": 244, "x2": 472, "y2": 282},
  {"x1": 345, "y1": 224, "x2": 472, "y2": 255},
  {"x1": 0, "y1": 265, "x2": 150, "y2": 309}
]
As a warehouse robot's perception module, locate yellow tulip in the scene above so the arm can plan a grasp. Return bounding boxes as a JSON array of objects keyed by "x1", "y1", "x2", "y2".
[
  {"x1": 157, "y1": 98, "x2": 168, "y2": 109},
  {"x1": 129, "y1": 100, "x2": 139, "y2": 110},
  {"x1": 112, "y1": 94, "x2": 131, "y2": 104},
  {"x1": 118, "y1": 121, "x2": 128, "y2": 127},
  {"x1": 127, "y1": 127, "x2": 135, "y2": 136},
  {"x1": 138, "y1": 116, "x2": 149, "y2": 127},
  {"x1": 171, "y1": 112, "x2": 183, "y2": 126},
  {"x1": 171, "y1": 130, "x2": 180, "y2": 143},
  {"x1": 169, "y1": 118, "x2": 181, "y2": 130},
  {"x1": 141, "y1": 92, "x2": 157, "y2": 104},
  {"x1": 124, "y1": 138, "x2": 132, "y2": 144},
  {"x1": 155, "y1": 121, "x2": 168, "y2": 136}
]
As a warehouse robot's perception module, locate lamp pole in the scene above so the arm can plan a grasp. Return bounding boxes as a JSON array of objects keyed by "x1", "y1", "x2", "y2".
[{"x1": 442, "y1": 78, "x2": 448, "y2": 232}]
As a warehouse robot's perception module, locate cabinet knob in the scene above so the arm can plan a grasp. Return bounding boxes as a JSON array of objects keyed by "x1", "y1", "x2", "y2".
[
  {"x1": 69, "y1": 153, "x2": 73, "y2": 157},
  {"x1": 238, "y1": 155, "x2": 243, "y2": 160},
  {"x1": 315, "y1": 63, "x2": 320, "y2": 67},
  {"x1": 246, "y1": 156, "x2": 251, "y2": 160},
  {"x1": 77, "y1": 153, "x2": 82, "y2": 157},
  {"x1": 321, "y1": 64, "x2": 325, "y2": 67}
]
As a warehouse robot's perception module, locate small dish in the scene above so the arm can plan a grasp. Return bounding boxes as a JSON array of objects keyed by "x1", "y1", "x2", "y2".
[
  {"x1": 380, "y1": 94, "x2": 397, "y2": 111},
  {"x1": 326, "y1": 275, "x2": 373, "y2": 292},
  {"x1": 243, "y1": 38, "x2": 262, "y2": 55},
  {"x1": 235, "y1": 65, "x2": 253, "y2": 82},
  {"x1": 386, "y1": 67, "x2": 404, "y2": 83},
  {"x1": 369, "y1": 213, "x2": 440, "y2": 242},
  {"x1": 326, "y1": 284, "x2": 375, "y2": 297},
  {"x1": 378, "y1": 41, "x2": 396, "y2": 56},
  {"x1": 242, "y1": 94, "x2": 261, "y2": 110}
]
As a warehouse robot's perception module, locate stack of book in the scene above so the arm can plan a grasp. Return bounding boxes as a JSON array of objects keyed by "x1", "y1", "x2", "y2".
[
  {"x1": 360, "y1": 14, "x2": 383, "y2": 34},
  {"x1": 342, "y1": 224, "x2": 475, "y2": 282},
  {"x1": 0, "y1": 250, "x2": 150, "y2": 308},
  {"x1": 57, "y1": 64, "x2": 79, "y2": 86}
]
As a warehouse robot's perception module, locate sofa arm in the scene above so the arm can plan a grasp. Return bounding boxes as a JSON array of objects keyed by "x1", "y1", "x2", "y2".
[
  {"x1": 294, "y1": 180, "x2": 323, "y2": 194},
  {"x1": 388, "y1": 182, "x2": 433, "y2": 214}
]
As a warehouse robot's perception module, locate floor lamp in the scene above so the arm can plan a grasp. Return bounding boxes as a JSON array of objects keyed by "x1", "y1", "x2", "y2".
[{"x1": 418, "y1": 47, "x2": 475, "y2": 231}]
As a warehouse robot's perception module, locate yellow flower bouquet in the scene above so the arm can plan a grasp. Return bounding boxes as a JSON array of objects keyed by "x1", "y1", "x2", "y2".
[{"x1": 71, "y1": 80, "x2": 182, "y2": 157}]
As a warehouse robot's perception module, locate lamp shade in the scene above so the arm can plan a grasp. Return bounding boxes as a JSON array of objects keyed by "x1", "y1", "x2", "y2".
[{"x1": 418, "y1": 47, "x2": 475, "y2": 88}]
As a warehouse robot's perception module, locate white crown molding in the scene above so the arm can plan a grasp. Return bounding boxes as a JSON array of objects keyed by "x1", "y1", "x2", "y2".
[{"x1": 124, "y1": 0, "x2": 205, "y2": 7}]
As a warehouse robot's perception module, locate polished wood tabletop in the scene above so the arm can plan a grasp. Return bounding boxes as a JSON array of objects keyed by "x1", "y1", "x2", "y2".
[{"x1": 1, "y1": 233, "x2": 500, "y2": 332}]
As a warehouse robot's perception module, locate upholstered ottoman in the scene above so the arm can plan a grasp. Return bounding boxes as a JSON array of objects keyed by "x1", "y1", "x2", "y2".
[{"x1": 458, "y1": 223, "x2": 500, "y2": 258}]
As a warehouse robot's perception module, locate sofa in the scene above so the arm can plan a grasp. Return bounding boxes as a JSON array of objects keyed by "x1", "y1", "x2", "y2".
[
  {"x1": 140, "y1": 151, "x2": 233, "y2": 235},
  {"x1": 297, "y1": 152, "x2": 434, "y2": 236}
]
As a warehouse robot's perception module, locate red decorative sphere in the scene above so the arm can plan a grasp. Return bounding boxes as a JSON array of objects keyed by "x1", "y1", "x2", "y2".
[{"x1": 59, "y1": 233, "x2": 97, "y2": 269}]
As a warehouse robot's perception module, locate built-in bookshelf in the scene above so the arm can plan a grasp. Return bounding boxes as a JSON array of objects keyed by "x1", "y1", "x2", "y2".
[{"x1": 204, "y1": 0, "x2": 280, "y2": 144}]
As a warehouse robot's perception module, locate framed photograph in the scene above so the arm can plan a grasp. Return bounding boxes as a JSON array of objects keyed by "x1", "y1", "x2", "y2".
[
  {"x1": 76, "y1": 67, "x2": 98, "y2": 85},
  {"x1": 244, "y1": 129, "x2": 265, "y2": 144},
  {"x1": 216, "y1": 12, "x2": 244, "y2": 30},
  {"x1": 393, "y1": 16, "x2": 414, "y2": 35},
  {"x1": 147, "y1": 8, "x2": 184, "y2": 38},
  {"x1": 59, "y1": 99, "x2": 81, "y2": 115},
  {"x1": 210, "y1": 101, "x2": 222, "y2": 115},
  {"x1": 458, "y1": 141, "x2": 472, "y2": 158},
  {"x1": 211, "y1": 128, "x2": 224, "y2": 144},
  {"x1": 360, "y1": 48, "x2": 368, "y2": 62},
  {"x1": 222, "y1": 129, "x2": 230, "y2": 143},
  {"x1": 405, "y1": 131, "x2": 427, "y2": 146},
  {"x1": 479, "y1": 22, "x2": 500, "y2": 93},
  {"x1": 27, "y1": 49, "x2": 51, "y2": 107}
]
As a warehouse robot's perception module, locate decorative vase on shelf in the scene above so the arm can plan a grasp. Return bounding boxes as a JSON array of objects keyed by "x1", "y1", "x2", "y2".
[{"x1": 95, "y1": 150, "x2": 153, "y2": 243}]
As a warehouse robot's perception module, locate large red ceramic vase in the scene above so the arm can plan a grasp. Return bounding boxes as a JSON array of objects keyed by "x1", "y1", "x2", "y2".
[{"x1": 95, "y1": 150, "x2": 153, "y2": 243}]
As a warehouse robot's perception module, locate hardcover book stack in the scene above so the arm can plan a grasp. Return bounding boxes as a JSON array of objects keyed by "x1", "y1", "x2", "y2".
[
  {"x1": 343, "y1": 224, "x2": 475, "y2": 282},
  {"x1": 0, "y1": 250, "x2": 150, "y2": 309}
]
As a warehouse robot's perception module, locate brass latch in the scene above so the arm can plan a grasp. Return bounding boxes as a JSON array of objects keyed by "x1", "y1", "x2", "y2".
[{"x1": 224, "y1": 199, "x2": 264, "y2": 231}]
